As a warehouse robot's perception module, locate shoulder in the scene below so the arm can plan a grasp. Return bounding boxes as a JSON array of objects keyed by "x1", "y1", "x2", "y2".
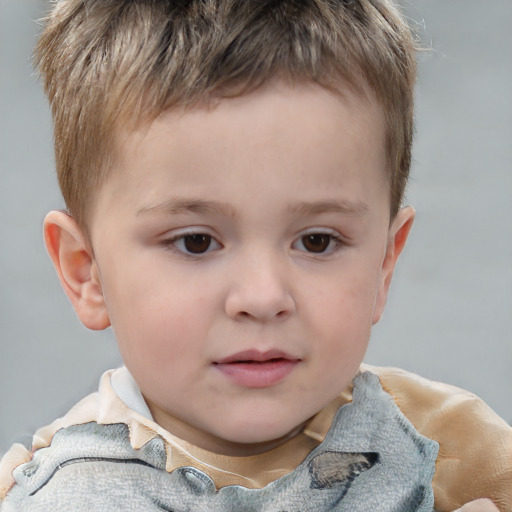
[
  {"x1": 0, "y1": 422, "x2": 169, "y2": 511},
  {"x1": 0, "y1": 369, "x2": 174, "y2": 510},
  {"x1": 363, "y1": 364, "x2": 512, "y2": 512},
  {"x1": 0, "y1": 391, "x2": 100, "y2": 501}
]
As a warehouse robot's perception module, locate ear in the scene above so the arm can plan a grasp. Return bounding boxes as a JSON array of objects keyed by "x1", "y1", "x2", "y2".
[
  {"x1": 44, "y1": 211, "x2": 111, "y2": 330},
  {"x1": 372, "y1": 206, "x2": 415, "y2": 324}
]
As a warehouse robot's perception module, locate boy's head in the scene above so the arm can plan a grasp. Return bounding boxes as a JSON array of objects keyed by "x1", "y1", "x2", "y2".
[
  {"x1": 36, "y1": 0, "x2": 417, "y2": 233},
  {"x1": 39, "y1": 0, "x2": 417, "y2": 455}
]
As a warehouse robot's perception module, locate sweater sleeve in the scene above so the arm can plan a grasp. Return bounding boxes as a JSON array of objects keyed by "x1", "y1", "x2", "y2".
[{"x1": 365, "y1": 365, "x2": 512, "y2": 512}]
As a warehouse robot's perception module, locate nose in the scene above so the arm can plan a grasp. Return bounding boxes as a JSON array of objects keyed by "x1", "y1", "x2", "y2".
[{"x1": 224, "y1": 252, "x2": 296, "y2": 322}]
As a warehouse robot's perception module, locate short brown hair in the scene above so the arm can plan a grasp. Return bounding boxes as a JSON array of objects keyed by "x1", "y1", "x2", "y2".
[{"x1": 35, "y1": 0, "x2": 417, "y2": 230}]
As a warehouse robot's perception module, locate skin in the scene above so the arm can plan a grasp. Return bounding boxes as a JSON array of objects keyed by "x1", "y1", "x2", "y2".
[
  {"x1": 43, "y1": 81, "x2": 499, "y2": 510},
  {"x1": 45, "y1": 80, "x2": 414, "y2": 457},
  {"x1": 454, "y1": 500, "x2": 500, "y2": 512}
]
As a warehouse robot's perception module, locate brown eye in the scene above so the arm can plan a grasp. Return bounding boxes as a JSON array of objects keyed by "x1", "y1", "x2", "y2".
[
  {"x1": 183, "y1": 234, "x2": 213, "y2": 253},
  {"x1": 301, "y1": 234, "x2": 332, "y2": 253}
]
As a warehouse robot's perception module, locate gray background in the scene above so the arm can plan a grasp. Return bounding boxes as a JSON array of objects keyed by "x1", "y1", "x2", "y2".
[{"x1": 1, "y1": 0, "x2": 511, "y2": 455}]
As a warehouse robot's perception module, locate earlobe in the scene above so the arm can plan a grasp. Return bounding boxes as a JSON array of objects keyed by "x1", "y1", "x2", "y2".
[
  {"x1": 372, "y1": 206, "x2": 415, "y2": 324},
  {"x1": 43, "y1": 211, "x2": 111, "y2": 330}
]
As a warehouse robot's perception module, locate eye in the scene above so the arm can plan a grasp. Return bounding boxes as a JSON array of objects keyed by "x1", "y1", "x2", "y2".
[
  {"x1": 181, "y1": 234, "x2": 214, "y2": 254},
  {"x1": 293, "y1": 231, "x2": 342, "y2": 254},
  {"x1": 164, "y1": 232, "x2": 222, "y2": 255}
]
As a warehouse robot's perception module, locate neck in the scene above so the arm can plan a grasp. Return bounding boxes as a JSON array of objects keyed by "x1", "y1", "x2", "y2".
[{"x1": 146, "y1": 399, "x2": 309, "y2": 456}]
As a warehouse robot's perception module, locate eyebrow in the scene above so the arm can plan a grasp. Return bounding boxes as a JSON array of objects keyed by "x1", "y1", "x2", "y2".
[
  {"x1": 137, "y1": 198, "x2": 369, "y2": 217},
  {"x1": 137, "y1": 198, "x2": 236, "y2": 217},
  {"x1": 291, "y1": 200, "x2": 369, "y2": 216}
]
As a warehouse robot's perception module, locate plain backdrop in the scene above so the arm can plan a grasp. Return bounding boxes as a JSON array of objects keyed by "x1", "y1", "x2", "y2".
[{"x1": 1, "y1": 0, "x2": 511, "y2": 454}]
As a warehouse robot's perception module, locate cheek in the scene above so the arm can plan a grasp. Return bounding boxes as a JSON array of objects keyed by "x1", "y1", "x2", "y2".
[
  {"x1": 105, "y1": 270, "x2": 218, "y2": 362},
  {"x1": 309, "y1": 268, "x2": 380, "y2": 328},
  {"x1": 303, "y1": 268, "x2": 379, "y2": 365}
]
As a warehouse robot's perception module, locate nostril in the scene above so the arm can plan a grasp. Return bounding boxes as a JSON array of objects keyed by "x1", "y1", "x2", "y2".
[
  {"x1": 225, "y1": 287, "x2": 296, "y2": 321},
  {"x1": 234, "y1": 309, "x2": 289, "y2": 321}
]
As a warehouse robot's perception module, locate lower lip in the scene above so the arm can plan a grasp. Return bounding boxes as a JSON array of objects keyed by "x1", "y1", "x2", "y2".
[{"x1": 214, "y1": 359, "x2": 299, "y2": 388}]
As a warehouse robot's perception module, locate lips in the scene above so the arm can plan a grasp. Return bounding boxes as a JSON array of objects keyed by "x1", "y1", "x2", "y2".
[
  {"x1": 215, "y1": 349, "x2": 296, "y2": 364},
  {"x1": 213, "y1": 350, "x2": 300, "y2": 388}
]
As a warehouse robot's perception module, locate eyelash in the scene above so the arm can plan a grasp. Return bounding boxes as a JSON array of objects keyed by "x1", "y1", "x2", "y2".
[
  {"x1": 160, "y1": 231, "x2": 221, "y2": 257},
  {"x1": 159, "y1": 229, "x2": 346, "y2": 257},
  {"x1": 292, "y1": 230, "x2": 345, "y2": 255}
]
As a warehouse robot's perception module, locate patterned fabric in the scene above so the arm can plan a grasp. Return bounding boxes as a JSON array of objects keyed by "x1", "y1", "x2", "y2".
[{"x1": 1, "y1": 372, "x2": 438, "y2": 512}]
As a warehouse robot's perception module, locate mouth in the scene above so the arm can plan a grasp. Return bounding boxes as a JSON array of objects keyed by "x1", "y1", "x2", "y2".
[{"x1": 213, "y1": 350, "x2": 301, "y2": 389}]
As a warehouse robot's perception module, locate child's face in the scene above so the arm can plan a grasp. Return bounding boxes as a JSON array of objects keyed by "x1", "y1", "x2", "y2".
[{"x1": 68, "y1": 82, "x2": 413, "y2": 455}]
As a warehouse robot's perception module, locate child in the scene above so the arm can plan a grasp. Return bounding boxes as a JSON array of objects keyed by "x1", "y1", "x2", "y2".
[{"x1": 1, "y1": 0, "x2": 510, "y2": 510}]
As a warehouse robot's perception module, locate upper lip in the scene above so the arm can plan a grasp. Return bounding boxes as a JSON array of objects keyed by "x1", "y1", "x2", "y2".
[{"x1": 214, "y1": 349, "x2": 300, "y2": 364}]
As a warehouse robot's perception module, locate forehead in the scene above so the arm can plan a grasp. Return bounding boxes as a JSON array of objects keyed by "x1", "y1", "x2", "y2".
[
  {"x1": 121, "y1": 81, "x2": 383, "y2": 163},
  {"x1": 93, "y1": 81, "x2": 388, "y2": 227}
]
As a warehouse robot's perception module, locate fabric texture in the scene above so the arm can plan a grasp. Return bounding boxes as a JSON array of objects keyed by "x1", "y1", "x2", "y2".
[
  {"x1": 0, "y1": 371, "x2": 438, "y2": 512},
  {"x1": 369, "y1": 366, "x2": 512, "y2": 512},
  {"x1": 1, "y1": 366, "x2": 511, "y2": 511}
]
